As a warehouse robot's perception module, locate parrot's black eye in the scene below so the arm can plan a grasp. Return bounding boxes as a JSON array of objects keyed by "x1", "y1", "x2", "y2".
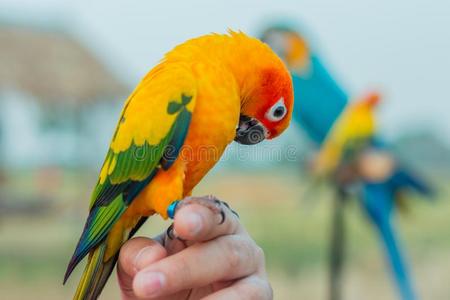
[
  {"x1": 274, "y1": 106, "x2": 285, "y2": 117},
  {"x1": 265, "y1": 97, "x2": 287, "y2": 122}
]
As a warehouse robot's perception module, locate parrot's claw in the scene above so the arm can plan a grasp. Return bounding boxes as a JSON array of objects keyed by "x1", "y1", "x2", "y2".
[
  {"x1": 167, "y1": 195, "x2": 238, "y2": 225},
  {"x1": 165, "y1": 223, "x2": 187, "y2": 242},
  {"x1": 219, "y1": 209, "x2": 226, "y2": 225},
  {"x1": 166, "y1": 223, "x2": 176, "y2": 240},
  {"x1": 220, "y1": 200, "x2": 240, "y2": 219}
]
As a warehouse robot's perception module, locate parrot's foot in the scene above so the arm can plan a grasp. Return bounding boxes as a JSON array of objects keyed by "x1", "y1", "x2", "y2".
[
  {"x1": 165, "y1": 223, "x2": 188, "y2": 244},
  {"x1": 167, "y1": 195, "x2": 238, "y2": 224},
  {"x1": 165, "y1": 196, "x2": 238, "y2": 242},
  {"x1": 219, "y1": 200, "x2": 239, "y2": 219},
  {"x1": 166, "y1": 223, "x2": 176, "y2": 240}
]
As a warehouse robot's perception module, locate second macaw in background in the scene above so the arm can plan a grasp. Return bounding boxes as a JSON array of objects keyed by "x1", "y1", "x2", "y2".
[{"x1": 261, "y1": 24, "x2": 433, "y2": 300}]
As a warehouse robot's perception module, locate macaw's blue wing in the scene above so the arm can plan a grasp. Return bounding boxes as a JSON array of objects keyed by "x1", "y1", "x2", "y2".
[
  {"x1": 370, "y1": 138, "x2": 434, "y2": 198},
  {"x1": 389, "y1": 168, "x2": 434, "y2": 198},
  {"x1": 292, "y1": 55, "x2": 348, "y2": 144},
  {"x1": 362, "y1": 182, "x2": 416, "y2": 300}
]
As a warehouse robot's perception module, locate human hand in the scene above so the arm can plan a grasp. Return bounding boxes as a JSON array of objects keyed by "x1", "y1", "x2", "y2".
[{"x1": 117, "y1": 196, "x2": 272, "y2": 300}]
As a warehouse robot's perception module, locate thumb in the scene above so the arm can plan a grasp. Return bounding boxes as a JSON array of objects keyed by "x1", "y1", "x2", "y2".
[{"x1": 117, "y1": 237, "x2": 167, "y2": 299}]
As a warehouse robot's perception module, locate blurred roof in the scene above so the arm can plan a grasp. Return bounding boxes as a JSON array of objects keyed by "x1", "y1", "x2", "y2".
[{"x1": 0, "y1": 24, "x2": 128, "y2": 104}]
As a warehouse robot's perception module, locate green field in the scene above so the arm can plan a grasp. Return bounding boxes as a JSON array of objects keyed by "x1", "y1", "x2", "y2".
[{"x1": 1, "y1": 169, "x2": 449, "y2": 299}]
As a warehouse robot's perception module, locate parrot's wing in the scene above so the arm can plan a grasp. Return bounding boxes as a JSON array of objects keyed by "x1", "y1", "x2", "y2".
[
  {"x1": 390, "y1": 168, "x2": 434, "y2": 198},
  {"x1": 64, "y1": 64, "x2": 197, "y2": 282},
  {"x1": 291, "y1": 56, "x2": 348, "y2": 144}
]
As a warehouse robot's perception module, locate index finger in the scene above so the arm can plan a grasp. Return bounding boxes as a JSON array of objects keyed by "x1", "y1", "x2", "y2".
[
  {"x1": 118, "y1": 237, "x2": 167, "y2": 278},
  {"x1": 173, "y1": 199, "x2": 245, "y2": 242}
]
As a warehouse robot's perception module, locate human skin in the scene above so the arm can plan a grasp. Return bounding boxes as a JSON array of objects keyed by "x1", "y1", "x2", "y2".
[{"x1": 117, "y1": 199, "x2": 273, "y2": 300}]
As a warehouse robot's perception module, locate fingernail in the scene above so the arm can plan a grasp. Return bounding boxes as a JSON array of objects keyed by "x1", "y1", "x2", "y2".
[
  {"x1": 186, "y1": 212, "x2": 202, "y2": 235},
  {"x1": 134, "y1": 271, "x2": 165, "y2": 298},
  {"x1": 133, "y1": 246, "x2": 154, "y2": 272}
]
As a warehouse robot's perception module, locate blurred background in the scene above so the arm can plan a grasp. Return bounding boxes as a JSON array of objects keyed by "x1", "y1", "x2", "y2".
[{"x1": 0, "y1": 0, "x2": 449, "y2": 299}]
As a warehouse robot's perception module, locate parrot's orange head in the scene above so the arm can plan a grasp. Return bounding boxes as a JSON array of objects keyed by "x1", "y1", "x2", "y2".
[{"x1": 230, "y1": 32, "x2": 294, "y2": 145}]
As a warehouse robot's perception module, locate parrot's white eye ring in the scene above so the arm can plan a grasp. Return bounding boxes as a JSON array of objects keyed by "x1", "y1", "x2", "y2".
[{"x1": 265, "y1": 97, "x2": 287, "y2": 122}]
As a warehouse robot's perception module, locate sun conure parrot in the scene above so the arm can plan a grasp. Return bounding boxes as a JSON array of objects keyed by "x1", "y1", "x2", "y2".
[
  {"x1": 261, "y1": 24, "x2": 433, "y2": 300},
  {"x1": 64, "y1": 30, "x2": 294, "y2": 300}
]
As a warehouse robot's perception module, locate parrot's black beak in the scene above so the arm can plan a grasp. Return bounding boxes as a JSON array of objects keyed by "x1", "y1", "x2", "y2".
[{"x1": 234, "y1": 115, "x2": 268, "y2": 145}]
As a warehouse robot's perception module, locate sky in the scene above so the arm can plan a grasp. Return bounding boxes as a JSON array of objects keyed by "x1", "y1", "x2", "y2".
[{"x1": 1, "y1": 0, "x2": 449, "y2": 142}]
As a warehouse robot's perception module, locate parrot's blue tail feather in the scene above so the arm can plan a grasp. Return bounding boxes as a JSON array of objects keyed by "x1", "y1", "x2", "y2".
[
  {"x1": 363, "y1": 183, "x2": 417, "y2": 300},
  {"x1": 377, "y1": 219, "x2": 416, "y2": 300}
]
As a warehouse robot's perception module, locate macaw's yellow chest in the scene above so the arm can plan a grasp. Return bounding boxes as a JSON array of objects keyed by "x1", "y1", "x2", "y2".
[{"x1": 182, "y1": 68, "x2": 240, "y2": 194}]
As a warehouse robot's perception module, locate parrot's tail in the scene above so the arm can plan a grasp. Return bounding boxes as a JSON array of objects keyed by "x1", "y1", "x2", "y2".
[
  {"x1": 377, "y1": 219, "x2": 416, "y2": 300},
  {"x1": 70, "y1": 216, "x2": 148, "y2": 300},
  {"x1": 73, "y1": 235, "x2": 120, "y2": 300}
]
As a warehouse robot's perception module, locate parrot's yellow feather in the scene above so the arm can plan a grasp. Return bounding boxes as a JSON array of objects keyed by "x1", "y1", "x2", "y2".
[{"x1": 110, "y1": 65, "x2": 197, "y2": 152}]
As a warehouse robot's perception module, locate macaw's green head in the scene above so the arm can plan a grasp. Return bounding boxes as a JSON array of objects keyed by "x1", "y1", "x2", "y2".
[{"x1": 260, "y1": 26, "x2": 311, "y2": 74}]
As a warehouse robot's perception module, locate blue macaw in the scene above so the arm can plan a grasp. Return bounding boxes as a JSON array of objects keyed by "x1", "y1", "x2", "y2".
[{"x1": 261, "y1": 25, "x2": 433, "y2": 300}]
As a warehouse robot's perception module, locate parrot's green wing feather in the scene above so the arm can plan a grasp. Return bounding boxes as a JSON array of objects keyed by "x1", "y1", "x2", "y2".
[{"x1": 64, "y1": 65, "x2": 197, "y2": 282}]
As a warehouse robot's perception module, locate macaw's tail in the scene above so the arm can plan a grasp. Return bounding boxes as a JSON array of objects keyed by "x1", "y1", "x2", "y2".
[
  {"x1": 362, "y1": 183, "x2": 417, "y2": 300},
  {"x1": 377, "y1": 219, "x2": 416, "y2": 300}
]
